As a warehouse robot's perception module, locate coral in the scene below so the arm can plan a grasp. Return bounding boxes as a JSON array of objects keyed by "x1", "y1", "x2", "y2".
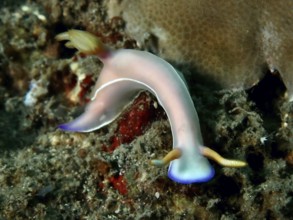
[
  {"x1": 24, "y1": 78, "x2": 49, "y2": 106},
  {"x1": 103, "y1": 92, "x2": 159, "y2": 152},
  {"x1": 108, "y1": 0, "x2": 293, "y2": 99},
  {"x1": 108, "y1": 175, "x2": 128, "y2": 195},
  {"x1": 65, "y1": 60, "x2": 96, "y2": 104}
]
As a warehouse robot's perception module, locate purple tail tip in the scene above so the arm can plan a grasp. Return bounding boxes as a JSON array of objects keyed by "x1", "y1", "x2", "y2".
[{"x1": 58, "y1": 123, "x2": 76, "y2": 131}]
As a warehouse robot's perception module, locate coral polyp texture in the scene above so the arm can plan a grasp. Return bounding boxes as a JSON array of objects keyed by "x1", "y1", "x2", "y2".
[{"x1": 108, "y1": 0, "x2": 293, "y2": 99}]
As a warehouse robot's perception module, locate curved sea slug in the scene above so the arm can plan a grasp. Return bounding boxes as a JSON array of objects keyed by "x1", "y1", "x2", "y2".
[{"x1": 56, "y1": 30, "x2": 246, "y2": 184}]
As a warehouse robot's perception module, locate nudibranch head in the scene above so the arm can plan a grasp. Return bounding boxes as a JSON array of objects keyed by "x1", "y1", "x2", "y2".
[{"x1": 57, "y1": 29, "x2": 247, "y2": 184}]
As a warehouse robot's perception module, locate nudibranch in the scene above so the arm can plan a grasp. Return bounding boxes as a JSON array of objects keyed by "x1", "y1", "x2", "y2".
[{"x1": 56, "y1": 30, "x2": 246, "y2": 184}]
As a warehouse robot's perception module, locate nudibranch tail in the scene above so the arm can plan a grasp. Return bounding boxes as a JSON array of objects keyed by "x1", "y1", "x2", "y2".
[
  {"x1": 56, "y1": 29, "x2": 110, "y2": 58},
  {"x1": 58, "y1": 79, "x2": 142, "y2": 132},
  {"x1": 201, "y1": 147, "x2": 247, "y2": 167}
]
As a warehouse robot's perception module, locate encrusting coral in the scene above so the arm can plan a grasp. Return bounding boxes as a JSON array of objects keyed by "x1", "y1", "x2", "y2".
[
  {"x1": 56, "y1": 29, "x2": 246, "y2": 184},
  {"x1": 108, "y1": 0, "x2": 293, "y2": 100}
]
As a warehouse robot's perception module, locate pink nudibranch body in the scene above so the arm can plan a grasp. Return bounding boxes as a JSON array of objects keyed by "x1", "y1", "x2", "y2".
[{"x1": 57, "y1": 30, "x2": 245, "y2": 184}]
